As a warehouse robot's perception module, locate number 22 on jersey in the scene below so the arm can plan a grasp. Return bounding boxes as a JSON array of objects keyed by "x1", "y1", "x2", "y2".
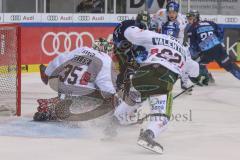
[{"x1": 150, "y1": 48, "x2": 184, "y2": 68}]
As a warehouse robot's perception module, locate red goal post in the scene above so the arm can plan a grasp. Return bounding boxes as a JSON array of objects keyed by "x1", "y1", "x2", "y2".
[{"x1": 0, "y1": 23, "x2": 21, "y2": 116}]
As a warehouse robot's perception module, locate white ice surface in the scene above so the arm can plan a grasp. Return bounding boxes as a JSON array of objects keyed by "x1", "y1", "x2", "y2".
[{"x1": 0, "y1": 72, "x2": 240, "y2": 160}]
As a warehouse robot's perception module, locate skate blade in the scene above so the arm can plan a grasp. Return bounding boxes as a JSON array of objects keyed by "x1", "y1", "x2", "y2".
[{"x1": 137, "y1": 139, "x2": 163, "y2": 154}]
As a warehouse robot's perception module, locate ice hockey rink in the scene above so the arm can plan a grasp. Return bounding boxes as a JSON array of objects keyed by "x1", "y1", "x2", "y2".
[{"x1": 0, "y1": 71, "x2": 240, "y2": 160}]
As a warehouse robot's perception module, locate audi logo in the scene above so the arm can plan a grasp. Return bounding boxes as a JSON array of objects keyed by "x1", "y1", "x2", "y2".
[
  {"x1": 41, "y1": 32, "x2": 95, "y2": 56},
  {"x1": 10, "y1": 15, "x2": 21, "y2": 21},
  {"x1": 47, "y1": 15, "x2": 59, "y2": 21},
  {"x1": 77, "y1": 16, "x2": 90, "y2": 21},
  {"x1": 117, "y1": 16, "x2": 130, "y2": 21},
  {"x1": 225, "y1": 17, "x2": 238, "y2": 23}
]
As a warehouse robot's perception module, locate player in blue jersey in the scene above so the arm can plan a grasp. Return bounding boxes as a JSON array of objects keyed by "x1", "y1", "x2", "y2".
[
  {"x1": 150, "y1": 1, "x2": 187, "y2": 44},
  {"x1": 186, "y1": 10, "x2": 240, "y2": 81},
  {"x1": 162, "y1": 21, "x2": 180, "y2": 38}
]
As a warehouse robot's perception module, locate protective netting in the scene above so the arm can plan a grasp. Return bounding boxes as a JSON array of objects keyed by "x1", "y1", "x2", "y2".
[{"x1": 0, "y1": 25, "x2": 20, "y2": 116}]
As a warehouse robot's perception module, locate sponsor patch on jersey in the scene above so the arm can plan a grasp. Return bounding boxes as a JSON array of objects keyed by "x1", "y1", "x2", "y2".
[
  {"x1": 72, "y1": 56, "x2": 92, "y2": 65},
  {"x1": 159, "y1": 11, "x2": 164, "y2": 16},
  {"x1": 82, "y1": 49, "x2": 95, "y2": 57},
  {"x1": 197, "y1": 26, "x2": 214, "y2": 34},
  {"x1": 199, "y1": 22, "x2": 210, "y2": 26}
]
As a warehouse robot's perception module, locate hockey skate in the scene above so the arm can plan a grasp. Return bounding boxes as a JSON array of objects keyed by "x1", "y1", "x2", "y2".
[
  {"x1": 137, "y1": 129, "x2": 164, "y2": 154},
  {"x1": 181, "y1": 80, "x2": 193, "y2": 95},
  {"x1": 208, "y1": 72, "x2": 215, "y2": 84}
]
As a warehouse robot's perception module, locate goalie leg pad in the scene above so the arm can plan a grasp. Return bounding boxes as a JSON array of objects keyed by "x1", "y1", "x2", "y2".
[
  {"x1": 34, "y1": 93, "x2": 115, "y2": 122},
  {"x1": 55, "y1": 95, "x2": 115, "y2": 121},
  {"x1": 33, "y1": 97, "x2": 60, "y2": 121}
]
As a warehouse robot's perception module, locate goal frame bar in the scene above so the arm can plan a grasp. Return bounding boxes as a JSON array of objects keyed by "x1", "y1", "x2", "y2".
[{"x1": 0, "y1": 23, "x2": 21, "y2": 116}]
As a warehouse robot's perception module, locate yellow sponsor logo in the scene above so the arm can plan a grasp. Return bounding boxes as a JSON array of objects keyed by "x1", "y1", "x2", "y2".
[{"x1": 0, "y1": 64, "x2": 47, "y2": 74}]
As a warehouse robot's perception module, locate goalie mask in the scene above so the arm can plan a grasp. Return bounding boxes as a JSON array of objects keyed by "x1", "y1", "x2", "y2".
[
  {"x1": 92, "y1": 38, "x2": 113, "y2": 55},
  {"x1": 136, "y1": 10, "x2": 151, "y2": 30}
]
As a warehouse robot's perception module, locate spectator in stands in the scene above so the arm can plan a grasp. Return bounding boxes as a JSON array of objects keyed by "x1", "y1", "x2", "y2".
[{"x1": 76, "y1": 0, "x2": 104, "y2": 13}]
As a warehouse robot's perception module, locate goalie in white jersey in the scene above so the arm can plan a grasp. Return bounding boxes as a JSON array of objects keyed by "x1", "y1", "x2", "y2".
[
  {"x1": 33, "y1": 39, "x2": 117, "y2": 121},
  {"x1": 112, "y1": 20, "x2": 200, "y2": 153}
]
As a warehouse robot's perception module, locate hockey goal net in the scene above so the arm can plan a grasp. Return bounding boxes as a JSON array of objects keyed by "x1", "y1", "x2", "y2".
[{"x1": 0, "y1": 24, "x2": 21, "y2": 116}]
